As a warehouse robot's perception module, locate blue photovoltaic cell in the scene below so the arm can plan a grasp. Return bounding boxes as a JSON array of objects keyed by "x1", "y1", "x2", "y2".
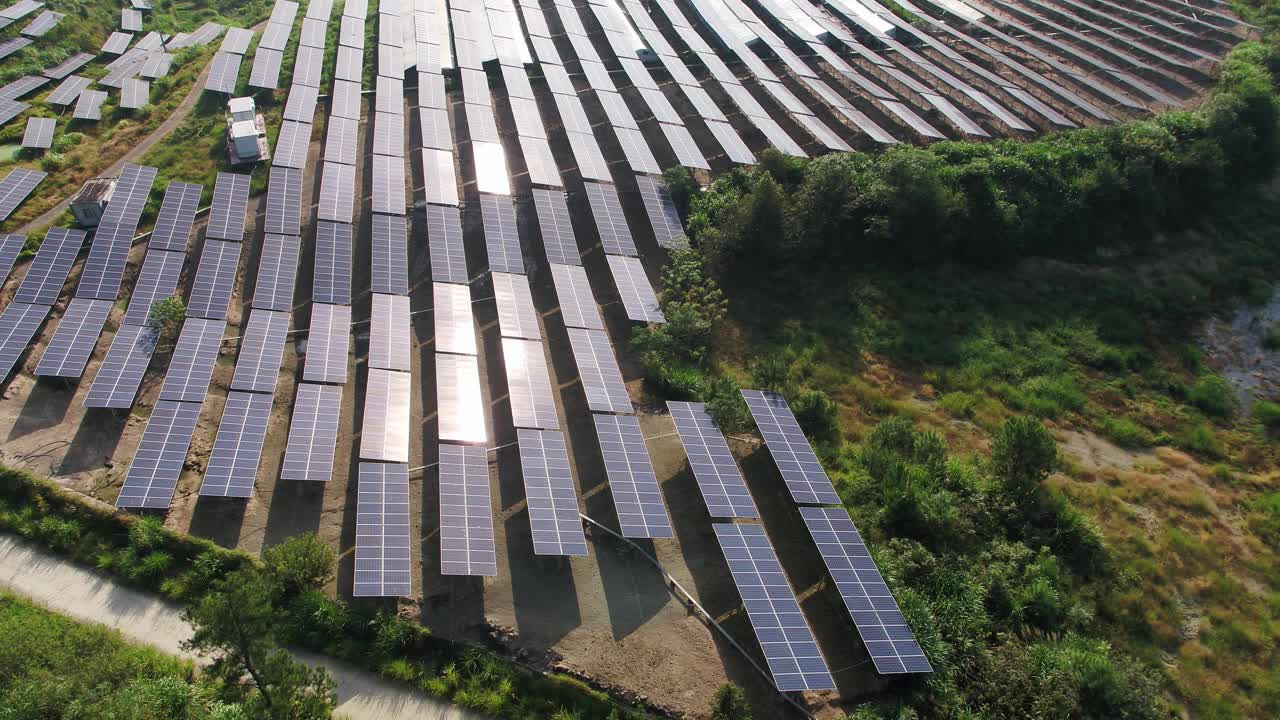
[
  {"x1": 353, "y1": 462, "x2": 413, "y2": 596},
  {"x1": 303, "y1": 303, "x2": 350, "y2": 384},
  {"x1": 230, "y1": 309, "x2": 289, "y2": 394},
  {"x1": 667, "y1": 401, "x2": 758, "y2": 518},
  {"x1": 712, "y1": 523, "x2": 836, "y2": 692},
  {"x1": 123, "y1": 249, "x2": 185, "y2": 327},
  {"x1": 157, "y1": 317, "x2": 224, "y2": 402},
  {"x1": 799, "y1": 507, "x2": 933, "y2": 675},
  {"x1": 518, "y1": 428, "x2": 588, "y2": 556},
  {"x1": 33, "y1": 298, "x2": 112, "y2": 378},
  {"x1": 594, "y1": 414, "x2": 672, "y2": 539},
  {"x1": 201, "y1": 391, "x2": 273, "y2": 498},
  {"x1": 0, "y1": 302, "x2": 50, "y2": 381},
  {"x1": 439, "y1": 443, "x2": 497, "y2": 576},
  {"x1": 14, "y1": 227, "x2": 86, "y2": 305},
  {"x1": 740, "y1": 390, "x2": 841, "y2": 505},
  {"x1": 281, "y1": 382, "x2": 343, "y2": 481},
  {"x1": 115, "y1": 400, "x2": 202, "y2": 509},
  {"x1": 186, "y1": 239, "x2": 241, "y2": 319},
  {"x1": 83, "y1": 324, "x2": 159, "y2": 408},
  {"x1": 251, "y1": 233, "x2": 300, "y2": 311}
]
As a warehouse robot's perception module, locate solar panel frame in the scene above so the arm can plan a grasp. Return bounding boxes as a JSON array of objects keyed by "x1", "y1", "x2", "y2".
[
  {"x1": 360, "y1": 367, "x2": 411, "y2": 461},
  {"x1": 313, "y1": 221, "x2": 353, "y2": 305},
  {"x1": 316, "y1": 162, "x2": 356, "y2": 223},
  {"x1": 502, "y1": 337, "x2": 558, "y2": 429},
  {"x1": 551, "y1": 264, "x2": 604, "y2": 330},
  {"x1": 0, "y1": 167, "x2": 45, "y2": 220},
  {"x1": 21, "y1": 116, "x2": 53, "y2": 148},
  {"x1": 371, "y1": 213, "x2": 409, "y2": 294},
  {"x1": 205, "y1": 172, "x2": 251, "y2": 241},
  {"x1": 566, "y1": 327, "x2": 631, "y2": 413},
  {"x1": 33, "y1": 298, "x2": 112, "y2": 378},
  {"x1": 157, "y1": 317, "x2": 225, "y2": 402},
  {"x1": 480, "y1": 194, "x2": 522, "y2": 274},
  {"x1": 799, "y1": 506, "x2": 933, "y2": 674},
  {"x1": 420, "y1": 148, "x2": 459, "y2": 206},
  {"x1": 292, "y1": 45, "x2": 324, "y2": 87},
  {"x1": 583, "y1": 181, "x2": 636, "y2": 256},
  {"x1": 273, "y1": 120, "x2": 313, "y2": 169},
  {"x1": 371, "y1": 154, "x2": 407, "y2": 215},
  {"x1": 712, "y1": 523, "x2": 837, "y2": 691},
  {"x1": 323, "y1": 115, "x2": 358, "y2": 165},
  {"x1": 72, "y1": 89, "x2": 106, "y2": 120},
  {"x1": 438, "y1": 443, "x2": 497, "y2": 575},
  {"x1": 606, "y1": 254, "x2": 664, "y2": 324},
  {"x1": 204, "y1": 52, "x2": 241, "y2": 93},
  {"x1": 531, "y1": 189, "x2": 579, "y2": 266},
  {"x1": 740, "y1": 390, "x2": 841, "y2": 504},
  {"x1": 265, "y1": 167, "x2": 303, "y2": 236},
  {"x1": 45, "y1": 74, "x2": 92, "y2": 105},
  {"x1": 201, "y1": 391, "x2": 273, "y2": 498},
  {"x1": 283, "y1": 82, "x2": 320, "y2": 122},
  {"x1": 83, "y1": 324, "x2": 158, "y2": 408},
  {"x1": 667, "y1": 401, "x2": 759, "y2": 518},
  {"x1": 369, "y1": 293, "x2": 411, "y2": 371},
  {"x1": 473, "y1": 141, "x2": 511, "y2": 195},
  {"x1": 353, "y1": 461, "x2": 413, "y2": 596},
  {"x1": 633, "y1": 174, "x2": 685, "y2": 249},
  {"x1": 303, "y1": 302, "x2": 351, "y2": 384},
  {"x1": 251, "y1": 233, "x2": 300, "y2": 312},
  {"x1": 115, "y1": 400, "x2": 202, "y2": 509},
  {"x1": 14, "y1": 226, "x2": 84, "y2": 305},
  {"x1": 230, "y1": 309, "x2": 290, "y2": 394},
  {"x1": 147, "y1": 181, "x2": 202, "y2": 251},
  {"x1": 517, "y1": 428, "x2": 588, "y2": 556},
  {"x1": 491, "y1": 272, "x2": 540, "y2": 340},
  {"x1": 281, "y1": 382, "x2": 344, "y2": 481},
  {"x1": 186, "y1": 239, "x2": 241, "y2": 320},
  {"x1": 123, "y1": 249, "x2": 185, "y2": 327},
  {"x1": 594, "y1": 414, "x2": 673, "y2": 538},
  {"x1": 436, "y1": 351, "x2": 487, "y2": 443},
  {"x1": 433, "y1": 282, "x2": 476, "y2": 356}
]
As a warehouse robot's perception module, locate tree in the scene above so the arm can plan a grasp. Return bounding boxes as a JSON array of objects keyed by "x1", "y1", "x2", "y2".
[
  {"x1": 149, "y1": 296, "x2": 187, "y2": 353},
  {"x1": 182, "y1": 569, "x2": 336, "y2": 720},
  {"x1": 261, "y1": 533, "x2": 337, "y2": 596},
  {"x1": 710, "y1": 684, "x2": 752, "y2": 720},
  {"x1": 662, "y1": 165, "x2": 698, "y2": 218},
  {"x1": 991, "y1": 416, "x2": 1058, "y2": 506}
]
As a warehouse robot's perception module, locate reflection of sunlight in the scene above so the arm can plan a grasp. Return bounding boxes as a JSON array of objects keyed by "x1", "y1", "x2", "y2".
[
  {"x1": 437, "y1": 353, "x2": 487, "y2": 443},
  {"x1": 472, "y1": 142, "x2": 511, "y2": 196}
]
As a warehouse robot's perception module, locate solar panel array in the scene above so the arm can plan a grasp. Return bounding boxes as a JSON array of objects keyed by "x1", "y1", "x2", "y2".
[
  {"x1": 518, "y1": 429, "x2": 588, "y2": 556},
  {"x1": 158, "y1": 318, "x2": 224, "y2": 403},
  {"x1": 594, "y1": 414, "x2": 672, "y2": 538},
  {"x1": 354, "y1": 462, "x2": 413, "y2": 596},
  {"x1": 438, "y1": 444, "x2": 497, "y2": 575},
  {"x1": 230, "y1": 310, "x2": 289, "y2": 393},
  {"x1": 0, "y1": 167, "x2": 45, "y2": 220},
  {"x1": 206, "y1": 172, "x2": 251, "y2": 241},
  {"x1": 281, "y1": 383, "x2": 343, "y2": 481},
  {"x1": 741, "y1": 390, "x2": 841, "y2": 505},
  {"x1": 20, "y1": 116, "x2": 52, "y2": 148},
  {"x1": 712, "y1": 523, "x2": 836, "y2": 692},
  {"x1": 566, "y1": 327, "x2": 631, "y2": 413},
  {"x1": 33, "y1": 298, "x2": 112, "y2": 378},
  {"x1": 201, "y1": 391, "x2": 273, "y2": 498},
  {"x1": 115, "y1": 400, "x2": 202, "y2": 508},
  {"x1": 668, "y1": 401, "x2": 759, "y2": 518},
  {"x1": 186, "y1": 239, "x2": 241, "y2": 319},
  {"x1": 361, "y1": 368, "x2": 412, "y2": 462},
  {"x1": 799, "y1": 507, "x2": 933, "y2": 674}
]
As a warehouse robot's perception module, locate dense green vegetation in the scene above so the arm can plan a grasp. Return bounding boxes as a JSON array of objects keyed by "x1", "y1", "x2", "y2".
[{"x1": 0, "y1": 466, "x2": 655, "y2": 719}]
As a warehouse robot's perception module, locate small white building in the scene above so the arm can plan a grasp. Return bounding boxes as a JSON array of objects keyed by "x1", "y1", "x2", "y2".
[
  {"x1": 225, "y1": 97, "x2": 269, "y2": 164},
  {"x1": 227, "y1": 96, "x2": 256, "y2": 123},
  {"x1": 69, "y1": 177, "x2": 116, "y2": 227}
]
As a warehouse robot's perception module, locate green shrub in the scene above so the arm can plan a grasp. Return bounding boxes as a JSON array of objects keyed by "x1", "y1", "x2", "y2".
[
  {"x1": 1178, "y1": 423, "x2": 1225, "y2": 458},
  {"x1": 704, "y1": 376, "x2": 751, "y2": 432},
  {"x1": 1254, "y1": 400, "x2": 1280, "y2": 428},
  {"x1": 792, "y1": 388, "x2": 841, "y2": 444},
  {"x1": 262, "y1": 533, "x2": 336, "y2": 594},
  {"x1": 939, "y1": 391, "x2": 979, "y2": 418},
  {"x1": 1188, "y1": 374, "x2": 1236, "y2": 417},
  {"x1": 1101, "y1": 417, "x2": 1154, "y2": 448},
  {"x1": 709, "y1": 684, "x2": 752, "y2": 720},
  {"x1": 1000, "y1": 375, "x2": 1086, "y2": 418},
  {"x1": 1264, "y1": 323, "x2": 1280, "y2": 350}
]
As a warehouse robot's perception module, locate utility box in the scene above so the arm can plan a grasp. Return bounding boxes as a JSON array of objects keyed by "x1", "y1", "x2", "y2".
[
  {"x1": 225, "y1": 97, "x2": 269, "y2": 164},
  {"x1": 227, "y1": 96, "x2": 256, "y2": 123},
  {"x1": 69, "y1": 177, "x2": 116, "y2": 227}
]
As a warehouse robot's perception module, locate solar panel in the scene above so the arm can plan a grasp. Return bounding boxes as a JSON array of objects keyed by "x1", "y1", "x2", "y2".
[
  {"x1": 660, "y1": 122, "x2": 710, "y2": 170},
  {"x1": 378, "y1": 12, "x2": 402, "y2": 46},
  {"x1": 606, "y1": 255, "x2": 664, "y2": 324},
  {"x1": 438, "y1": 444, "x2": 496, "y2": 575},
  {"x1": 303, "y1": 303, "x2": 351, "y2": 383},
  {"x1": 667, "y1": 401, "x2": 758, "y2": 517},
  {"x1": 551, "y1": 264, "x2": 604, "y2": 330},
  {"x1": 206, "y1": 172, "x2": 251, "y2": 241},
  {"x1": 33, "y1": 298, "x2": 112, "y2": 378},
  {"x1": 123, "y1": 249, "x2": 184, "y2": 327},
  {"x1": 281, "y1": 382, "x2": 343, "y2": 481},
  {"x1": 705, "y1": 120, "x2": 755, "y2": 165},
  {"x1": 798, "y1": 507, "x2": 933, "y2": 674},
  {"x1": 14, "y1": 226, "x2": 84, "y2": 305},
  {"x1": 740, "y1": 390, "x2": 841, "y2": 504},
  {"x1": 0, "y1": 301, "x2": 47, "y2": 380},
  {"x1": 139, "y1": 52, "x2": 174, "y2": 80},
  {"x1": 583, "y1": 181, "x2": 637, "y2": 256},
  {"x1": 0, "y1": 167, "x2": 44, "y2": 220},
  {"x1": 269, "y1": 0, "x2": 299, "y2": 25},
  {"x1": 305, "y1": 0, "x2": 332, "y2": 21},
  {"x1": 464, "y1": 102, "x2": 498, "y2": 144},
  {"x1": 377, "y1": 43, "x2": 400, "y2": 78},
  {"x1": 373, "y1": 111, "x2": 405, "y2": 158},
  {"x1": 376, "y1": 75, "x2": 403, "y2": 115},
  {"x1": 420, "y1": 148, "x2": 459, "y2": 206},
  {"x1": 518, "y1": 135, "x2": 562, "y2": 189},
  {"x1": 273, "y1": 120, "x2": 312, "y2": 169},
  {"x1": 0, "y1": 233, "x2": 24, "y2": 283},
  {"x1": 265, "y1": 167, "x2": 303, "y2": 236},
  {"x1": 323, "y1": 116, "x2": 358, "y2": 165},
  {"x1": 479, "y1": 194, "x2": 521, "y2": 274},
  {"x1": 201, "y1": 391, "x2": 273, "y2": 498},
  {"x1": 417, "y1": 107, "x2": 451, "y2": 151},
  {"x1": 339, "y1": 13, "x2": 364, "y2": 48},
  {"x1": 517, "y1": 429, "x2": 588, "y2": 556},
  {"x1": 419, "y1": 206, "x2": 465, "y2": 286},
  {"x1": 82, "y1": 324, "x2": 158, "y2": 408},
  {"x1": 633, "y1": 175, "x2": 685, "y2": 249},
  {"x1": 371, "y1": 155, "x2": 407, "y2": 215},
  {"x1": 220, "y1": 27, "x2": 254, "y2": 55},
  {"x1": 335, "y1": 45, "x2": 362, "y2": 82},
  {"x1": 500, "y1": 63, "x2": 534, "y2": 99},
  {"x1": 581, "y1": 60, "x2": 615, "y2": 93},
  {"x1": 115, "y1": 400, "x2": 201, "y2": 509},
  {"x1": 353, "y1": 461, "x2": 413, "y2": 596},
  {"x1": 313, "y1": 221, "x2": 352, "y2": 305},
  {"x1": 148, "y1": 181, "x2": 202, "y2": 252},
  {"x1": 300, "y1": 17, "x2": 327, "y2": 48},
  {"x1": 566, "y1": 327, "x2": 631, "y2": 413},
  {"x1": 0, "y1": 74, "x2": 47, "y2": 102},
  {"x1": 42, "y1": 52, "x2": 93, "y2": 79},
  {"x1": 316, "y1": 162, "x2": 356, "y2": 223},
  {"x1": 121, "y1": 7, "x2": 141, "y2": 31},
  {"x1": 72, "y1": 89, "x2": 106, "y2": 120},
  {"x1": 102, "y1": 31, "x2": 133, "y2": 55},
  {"x1": 293, "y1": 45, "x2": 324, "y2": 87},
  {"x1": 252, "y1": 233, "x2": 300, "y2": 312},
  {"x1": 369, "y1": 293, "x2": 411, "y2": 371},
  {"x1": 21, "y1": 116, "x2": 53, "y2": 148},
  {"x1": 501, "y1": 337, "x2": 558, "y2": 429},
  {"x1": 613, "y1": 127, "x2": 661, "y2": 175},
  {"x1": 436, "y1": 351, "x2": 486, "y2": 443},
  {"x1": 371, "y1": 213, "x2": 409, "y2": 294},
  {"x1": 186, "y1": 239, "x2": 241, "y2": 319},
  {"x1": 284, "y1": 82, "x2": 320, "y2": 122},
  {"x1": 230, "y1": 309, "x2": 289, "y2": 393},
  {"x1": 593, "y1": 414, "x2": 673, "y2": 538},
  {"x1": 531, "y1": 189, "x2": 579, "y2": 266},
  {"x1": 472, "y1": 141, "x2": 510, "y2": 195},
  {"x1": 158, "y1": 317, "x2": 225, "y2": 402},
  {"x1": 418, "y1": 71, "x2": 445, "y2": 109},
  {"x1": 712, "y1": 523, "x2": 836, "y2": 691},
  {"x1": 344, "y1": 0, "x2": 368, "y2": 20},
  {"x1": 361, "y1": 368, "x2": 411, "y2": 461},
  {"x1": 433, "y1": 282, "x2": 476, "y2": 356},
  {"x1": 0, "y1": 36, "x2": 31, "y2": 61},
  {"x1": 491, "y1": 272, "x2": 540, "y2": 340},
  {"x1": 100, "y1": 163, "x2": 156, "y2": 227},
  {"x1": 257, "y1": 21, "x2": 291, "y2": 51},
  {"x1": 204, "y1": 52, "x2": 241, "y2": 93},
  {"x1": 329, "y1": 79, "x2": 361, "y2": 120},
  {"x1": 45, "y1": 74, "x2": 92, "y2": 105}
]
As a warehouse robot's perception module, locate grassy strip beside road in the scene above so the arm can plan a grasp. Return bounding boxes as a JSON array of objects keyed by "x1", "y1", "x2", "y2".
[{"x1": 0, "y1": 465, "x2": 656, "y2": 720}]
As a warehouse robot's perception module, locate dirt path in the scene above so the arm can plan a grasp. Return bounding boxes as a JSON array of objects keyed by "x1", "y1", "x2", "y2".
[{"x1": 0, "y1": 534, "x2": 483, "y2": 720}]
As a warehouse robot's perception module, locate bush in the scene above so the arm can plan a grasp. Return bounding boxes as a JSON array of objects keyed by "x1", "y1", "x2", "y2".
[
  {"x1": 792, "y1": 389, "x2": 841, "y2": 444},
  {"x1": 1177, "y1": 423, "x2": 1225, "y2": 458},
  {"x1": 1187, "y1": 373, "x2": 1236, "y2": 417},
  {"x1": 1101, "y1": 417, "x2": 1154, "y2": 448},
  {"x1": 262, "y1": 533, "x2": 336, "y2": 595},
  {"x1": 1264, "y1": 323, "x2": 1280, "y2": 350},
  {"x1": 709, "y1": 684, "x2": 751, "y2": 720},
  {"x1": 992, "y1": 416, "x2": 1058, "y2": 505},
  {"x1": 1254, "y1": 399, "x2": 1280, "y2": 427}
]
